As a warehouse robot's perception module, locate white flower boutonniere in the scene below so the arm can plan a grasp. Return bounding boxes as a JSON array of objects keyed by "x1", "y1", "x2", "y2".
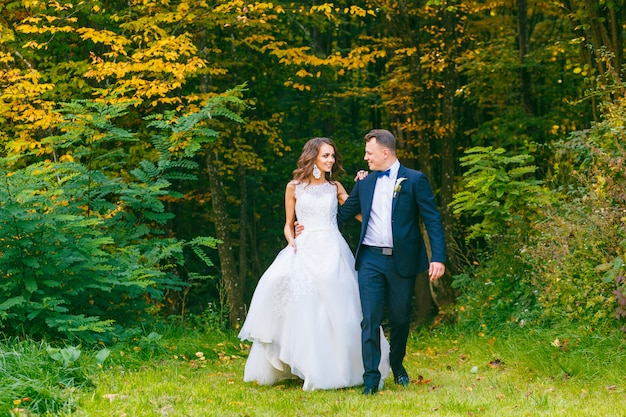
[{"x1": 393, "y1": 177, "x2": 407, "y2": 198}]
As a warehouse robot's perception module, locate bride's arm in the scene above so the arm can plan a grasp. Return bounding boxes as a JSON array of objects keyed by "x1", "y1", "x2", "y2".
[
  {"x1": 336, "y1": 182, "x2": 362, "y2": 222},
  {"x1": 284, "y1": 181, "x2": 297, "y2": 252}
]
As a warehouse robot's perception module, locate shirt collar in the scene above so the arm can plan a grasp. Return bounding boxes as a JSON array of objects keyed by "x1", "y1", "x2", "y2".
[{"x1": 388, "y1": 160, "x2": 400, "y2": 181}]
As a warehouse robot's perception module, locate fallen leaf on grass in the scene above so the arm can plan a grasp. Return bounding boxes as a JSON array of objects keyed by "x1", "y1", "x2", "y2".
[
  {"x1": 102, "y1": 394, "x2": 129, "y2": 403},
  {"x1": 606, "y1": 385, "x2": 617, "y2": 390},
  {"x1": 488, "y1": 359, "x2": 504, "y2": 368},
  {"x1": 412, "y1": 375, "x2": 433, "y2": 385},
  {"x1": 11, "y1": 408, "x2": 34, "y2": 417},
  {"x1": 551, "y1": 337, "x2": 569, "y2": 351}
]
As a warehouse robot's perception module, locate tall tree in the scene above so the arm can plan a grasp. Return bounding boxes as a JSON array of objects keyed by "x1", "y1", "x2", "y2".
[{"x1": 560, "y1": 0, "x2": 625, "y2": 117}]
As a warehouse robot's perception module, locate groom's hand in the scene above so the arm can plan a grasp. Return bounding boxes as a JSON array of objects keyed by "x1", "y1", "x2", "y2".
[
  {"x1": 294, "y1": 221, "x2": 304, "y2": 238},
  {"x1": 429, "y1": 262, "x2": 445, "y2": 282}
]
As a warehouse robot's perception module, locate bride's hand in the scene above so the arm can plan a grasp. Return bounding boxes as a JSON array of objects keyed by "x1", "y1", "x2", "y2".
[
  {"x1": 354, "y1": 170, "x2": 368, "y2": 181},
  {"x1": 289, "y1": 239, "x2": 297, "y2": 253}
]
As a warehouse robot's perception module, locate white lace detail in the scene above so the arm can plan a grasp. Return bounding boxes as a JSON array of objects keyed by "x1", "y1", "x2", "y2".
[
  {"x1": 272, "y1": 182, "x2": 339, "y2": 316},
  {"x1": 274, "y1": 271, "x2": 296, "y2": 316},
  {"x1": 294, "y1": 182, "x2": 338, "y2": 231},
  {"x1": 274, "y1": 255, "x2": 318, "y2": 316}
]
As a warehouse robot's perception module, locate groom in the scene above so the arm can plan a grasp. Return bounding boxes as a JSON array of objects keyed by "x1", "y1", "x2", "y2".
[{"x1": 337, "y1": 129, "x2": 446, "y2": 395}]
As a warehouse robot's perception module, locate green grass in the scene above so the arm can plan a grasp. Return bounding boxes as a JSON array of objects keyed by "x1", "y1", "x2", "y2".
[
  {"x1": 0, "y1": 338, "x2": 90, "y2": 416},
  {"x1": 3, "y1": 326, "x2": 626, "y2": 417}
]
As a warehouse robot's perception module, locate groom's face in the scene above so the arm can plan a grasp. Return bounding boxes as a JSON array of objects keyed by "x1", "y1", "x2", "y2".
[{"x1": 364, "y1": 138, "x2": 388, "y2": 172}]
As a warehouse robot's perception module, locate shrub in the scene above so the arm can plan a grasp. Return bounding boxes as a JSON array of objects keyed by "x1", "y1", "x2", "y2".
[
  {"x1": 0, "y1": 98, "x2": 231, "y2": 342},
  {"x1": 452, "y1": 95, "x2": 626, "y2": 332},
  {"x1": 521, "y1": 95, "x2": 626, "y2": 330},
  {"x1": 450, "y1": 146, "x2": 551, "y2": 330}
]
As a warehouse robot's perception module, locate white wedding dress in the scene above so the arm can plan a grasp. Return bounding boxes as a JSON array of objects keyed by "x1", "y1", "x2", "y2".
[{"x1": 238, "y1": 181, "x2": 390, "y2": 391}]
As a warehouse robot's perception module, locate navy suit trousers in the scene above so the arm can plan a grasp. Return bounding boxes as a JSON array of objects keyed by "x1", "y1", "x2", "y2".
[{"x1": 358, "y1": 246, "x2": 416, "y2": 389}]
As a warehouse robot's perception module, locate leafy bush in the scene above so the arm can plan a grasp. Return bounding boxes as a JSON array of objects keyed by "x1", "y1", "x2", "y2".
[
  {"x1": 522, "y1": 197, "x2": 621, "y2": 328},
  {"x1": 452, "y1": 94, "x2": 626, "y2": 332},
  {"x1": 450, "y1": 146, "x2": 551, "y2": 330},
  {"x1": 520, "y1": 95, "x2": 626, "y2": 330},
  {"x1": 451, "y1": 146, "x2": 551, "y2": 242},
  {"x1": 452, "y1": 244, "x2": 539, "y2": 333},
  {"x1": 0, "y1": 98, "x2": 234, "y2": 342}
]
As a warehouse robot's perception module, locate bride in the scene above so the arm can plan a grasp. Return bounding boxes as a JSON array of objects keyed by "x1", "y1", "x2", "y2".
[{"x1": 238, "y1": 137, "x2": 390, "y2": 391}]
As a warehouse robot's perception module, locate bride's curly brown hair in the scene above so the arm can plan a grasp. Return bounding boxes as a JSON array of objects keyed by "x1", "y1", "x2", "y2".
[{"x1": 292, "y1": 137, "x2": 346, "y2": 183}]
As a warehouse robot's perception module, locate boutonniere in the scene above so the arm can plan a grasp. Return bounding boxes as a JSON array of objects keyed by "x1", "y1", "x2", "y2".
[{"x1": 393, "y1": 177, "x2": 407, "y2": 198}]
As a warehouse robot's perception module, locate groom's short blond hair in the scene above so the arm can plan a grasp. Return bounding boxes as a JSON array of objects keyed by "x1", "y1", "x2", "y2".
[{"x1": 364, "y1": 129, "x2": 396, "y2": 153}]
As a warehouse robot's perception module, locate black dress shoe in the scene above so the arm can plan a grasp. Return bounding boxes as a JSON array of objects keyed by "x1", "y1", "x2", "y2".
[
  {"x1": 394, "y1": 373, "x2": 410, "y2": 386},
  {"x1": 362, "y1": 386, "x2": 378, "y2": 395}
]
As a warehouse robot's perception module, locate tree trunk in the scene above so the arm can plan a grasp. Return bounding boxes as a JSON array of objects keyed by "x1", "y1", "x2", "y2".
[
  {"x1": 562, "y1": 0, "x2": 625, "y2": 117},
  {"x1": 206, "y1": 150, "x2": 245, "y2": 328},
  {"x1": 238, "y1": 164, "x2": 248, "y2": 315},
  {"x1": 435, "y1": 4, "x2": 460, "y2": 308},
  {"x1": 517, "y1": 0, "x2": 534, "y2": 115}
]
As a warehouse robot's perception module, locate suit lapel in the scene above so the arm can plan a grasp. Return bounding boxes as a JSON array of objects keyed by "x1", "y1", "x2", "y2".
[{"x1": 392, "y1": 164, "x2": 406, "y2": 215}]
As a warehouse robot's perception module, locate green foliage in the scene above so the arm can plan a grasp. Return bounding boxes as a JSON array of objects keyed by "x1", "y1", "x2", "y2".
[
  {"x1": 0, "y1": 338, "x2": 91, "y2": 415},
  {"x1": 0, "y1": 156, "x2": 181, "y2": 340},
  {"x1": 183, "y1": 301, "x2": 230, "y2": 332},
  {"x1": 0, "y1": 95, "x2": 241, "y2": 342},
  {"x1": 519, "y1": 95, "x2": 626, "y2": 330},
  {"x1": 450, "y1": 146, "x2": 552, "y2": 330},
  {"x1": 46, "y1": 345, "x2": 82, "y2": 368},
  {"x1": 451, "y1": 95, "x2": 626, "y2": 331},
  {"x1": 452, "y1": 243, "x2": 538, "y2": 332},
  {"x1": 523, "y1": 199, "x2": 621, "y2": 328},
  {"x1": 145, "y1": 84, "x2": 246, "y2": 159},
  {"x1": 451, "y1": 146, "x2": 552, "y2": 242}
]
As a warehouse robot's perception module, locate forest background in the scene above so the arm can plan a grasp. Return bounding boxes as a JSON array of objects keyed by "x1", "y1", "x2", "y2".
[{"x1": 1, "y1": 0, "x2": 626, "y2": 349}]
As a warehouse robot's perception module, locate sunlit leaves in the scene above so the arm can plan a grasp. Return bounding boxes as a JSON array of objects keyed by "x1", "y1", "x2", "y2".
[
  {"x1": 76, "y1": 28, "x2": 130, "y2": 56},
  {"x1": 451, "y1": 146, "x2": 551, "y2": 241}
]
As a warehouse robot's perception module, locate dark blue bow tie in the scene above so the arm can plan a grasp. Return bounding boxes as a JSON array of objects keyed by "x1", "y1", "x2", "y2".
[{"x1": 377, "y1": 169, "x2": 390, "y2": 178}]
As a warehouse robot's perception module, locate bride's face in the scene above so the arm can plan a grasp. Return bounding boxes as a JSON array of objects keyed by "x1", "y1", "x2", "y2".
[{"x1": 315, "y1": 144, "x2": 336, "y2": 174}]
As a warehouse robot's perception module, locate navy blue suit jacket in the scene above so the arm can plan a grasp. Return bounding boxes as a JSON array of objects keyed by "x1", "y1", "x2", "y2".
[{"x1": 338, "y1": 164, "x2": 446, "y2": 277}]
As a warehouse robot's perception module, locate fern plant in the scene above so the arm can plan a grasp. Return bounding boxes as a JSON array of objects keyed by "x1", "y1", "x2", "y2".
[
  {"x1": 451, "y1": 146, "x2": 552, "y2": 242},
  {"x1": 449, "y1": 146, "x2": 554, "y2": 330},
  {"x1": 0, "y1": 91, "x2": 242, "y2": 341}
]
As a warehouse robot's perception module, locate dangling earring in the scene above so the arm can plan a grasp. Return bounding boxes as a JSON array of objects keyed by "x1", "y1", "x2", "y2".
[{"x1": 313, "y1": 164, "x2": 321, "y2": 179}]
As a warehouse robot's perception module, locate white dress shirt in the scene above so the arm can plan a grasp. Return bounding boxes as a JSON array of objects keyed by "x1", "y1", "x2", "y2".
[{"x1": 362, "y1": 160, "x2": 400, "y2": 248}]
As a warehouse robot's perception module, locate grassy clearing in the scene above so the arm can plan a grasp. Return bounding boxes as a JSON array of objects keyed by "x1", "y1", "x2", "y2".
[
  {"x1": 0, "y1": 338, "x2": 90, "y2": 416},
  {"x1": 3, "y1": 326, "x2": 626, "y2": 416}
]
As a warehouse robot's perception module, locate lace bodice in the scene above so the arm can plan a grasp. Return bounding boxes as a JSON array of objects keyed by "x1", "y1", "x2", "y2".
[{"x1": 294, "y1": 182, "x2": 338, "y2": 232}]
